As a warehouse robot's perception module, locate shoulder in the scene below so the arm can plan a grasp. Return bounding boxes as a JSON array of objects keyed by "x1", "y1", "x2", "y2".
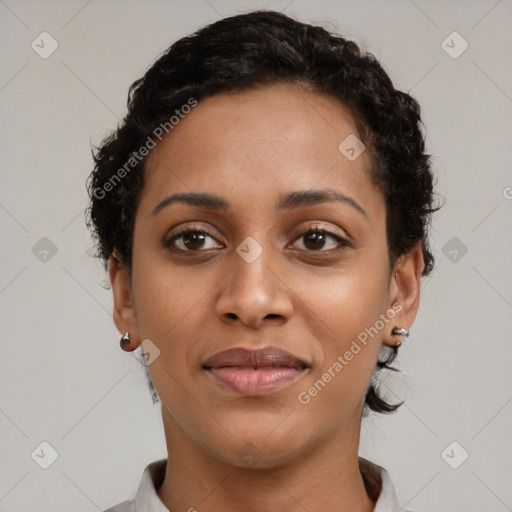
[
  {"x1": 102, "y1": 498, "x2": 135, "y2": 512},
  {"x1": 359, "y1": 456, "x2": 416, "y2": 512},
  {"x1": 102, "y1": 458, "x2": 167, "y2": 512}
]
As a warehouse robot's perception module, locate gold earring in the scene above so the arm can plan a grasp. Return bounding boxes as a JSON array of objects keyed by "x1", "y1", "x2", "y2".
[
  {"x1": 120, "y1": 332, "x2": 135, "y2": 352},
  {"x1": 391, "y1": 327, "x2": 409, "y2": 347}
]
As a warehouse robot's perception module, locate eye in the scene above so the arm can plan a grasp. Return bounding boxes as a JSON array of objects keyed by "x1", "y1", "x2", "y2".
[
  {"x1": 290, "y1": 227, "x2": 350, "y2": 252},
  {"x1": 164, "y1": 226, "x2": 224, "y2": 253},
  {"x1": 164, "y1": 224, "x2": 350, "y2": 255}
]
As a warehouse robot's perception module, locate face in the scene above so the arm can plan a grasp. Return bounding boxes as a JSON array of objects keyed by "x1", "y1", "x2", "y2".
[{"x1": 111, "y1": 83, "x2": 422, "y2": 469}]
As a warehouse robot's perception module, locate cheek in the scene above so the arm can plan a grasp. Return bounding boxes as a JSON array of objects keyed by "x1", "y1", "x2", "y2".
[
  {"x1": 294, "y1": 262, "x2": 390, "y2": 403},
  {"x1": 282, "y1": 277, "x2": 389, "y2": 447},
  {"x1": 299, "y1": 257, "x2": 390, "y2": 343},
  {"x1": 131, "y1": 263, "x2": 210, "y2": 414},
  {"x1": 132, "y1": 261, "x2": 210, "y2": 349},
  {"x1": 131, "y1": 215, "x2": 202, "y2": 335}
]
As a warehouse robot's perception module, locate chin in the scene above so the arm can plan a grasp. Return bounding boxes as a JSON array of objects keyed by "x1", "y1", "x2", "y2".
[{"x1": 205, "y1": 423, "x2": 313, "y2": 471}]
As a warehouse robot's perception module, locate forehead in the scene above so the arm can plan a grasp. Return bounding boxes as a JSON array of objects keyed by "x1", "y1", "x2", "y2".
[{"x1": 140, "y1": 84, "x2": 383, "y2": 221}]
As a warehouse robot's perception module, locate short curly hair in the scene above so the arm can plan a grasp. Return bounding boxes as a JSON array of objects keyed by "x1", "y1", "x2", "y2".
[{"x1": 86, "y1": 10, "x2": 439, "y2": 414}]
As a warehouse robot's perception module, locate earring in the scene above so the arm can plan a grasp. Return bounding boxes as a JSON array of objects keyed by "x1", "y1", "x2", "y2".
[
  {"x1": 391, "y1": 327, "x2": 409, "y2": 347},
  {"x1": 120, "y1": 332, "x2": 133, "y2": 351}
]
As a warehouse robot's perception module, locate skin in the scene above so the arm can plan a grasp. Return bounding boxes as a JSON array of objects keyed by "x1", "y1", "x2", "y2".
[{"x1": 109, "y1": 83, "x2": 424, "y2": 512}]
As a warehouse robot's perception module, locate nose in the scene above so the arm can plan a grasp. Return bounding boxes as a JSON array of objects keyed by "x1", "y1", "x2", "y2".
[{"x1": 215, "y1": 244, "x2": 294, "y2": 330}]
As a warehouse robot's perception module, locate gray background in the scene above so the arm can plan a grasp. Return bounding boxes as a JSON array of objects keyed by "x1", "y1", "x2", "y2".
[{"x1": 1, "y1": 0, "x2": 511, "y2": 511}]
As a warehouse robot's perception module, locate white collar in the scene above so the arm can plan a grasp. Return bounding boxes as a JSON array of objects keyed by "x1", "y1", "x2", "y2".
[{"x1": 104, "y1": 457, "x2": 405, "y2": 512}]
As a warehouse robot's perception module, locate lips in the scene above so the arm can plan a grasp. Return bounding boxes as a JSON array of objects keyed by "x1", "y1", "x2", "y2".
[
  {"x1": 203, "y1": 346, "x2": 307, "y2": 369},
  {"x1": 202, "y1": 346, "x2": 308, "y2": 396}
]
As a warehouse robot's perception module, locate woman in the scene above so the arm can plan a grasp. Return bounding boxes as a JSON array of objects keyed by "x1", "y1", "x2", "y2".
[{"x1": 88, "y1": 10, "x2": 438, "y2": 512}]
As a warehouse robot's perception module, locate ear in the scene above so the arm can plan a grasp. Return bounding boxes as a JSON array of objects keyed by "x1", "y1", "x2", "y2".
[
  {"x1": 383, "y1": 244, "x2": 424, "y2": 347},
  {"x1": 109, "y1": 254, "x2": 141, "y2": 349}
]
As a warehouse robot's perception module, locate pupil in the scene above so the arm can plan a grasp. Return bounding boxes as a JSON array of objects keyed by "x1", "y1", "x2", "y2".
[
  {"x1": 184, "y1": 232, "x2": 205, "y2": 250},
  {"x1": 305, "y1": 232, "x2": 325, "y2": 250}
]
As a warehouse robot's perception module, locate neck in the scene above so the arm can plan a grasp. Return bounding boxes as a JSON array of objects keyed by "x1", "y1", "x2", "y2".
[{"x1": 156, "y1": 408, "x2": 375, "y2": 512}]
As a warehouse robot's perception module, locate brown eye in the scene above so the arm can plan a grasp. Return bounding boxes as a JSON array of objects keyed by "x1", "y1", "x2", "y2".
[
  {"x1": 291, "y1": 228, "x2": 349, "y2": 252},
  {"x1": 164, "y1": 229, "x2": 223, "y2": 252}
]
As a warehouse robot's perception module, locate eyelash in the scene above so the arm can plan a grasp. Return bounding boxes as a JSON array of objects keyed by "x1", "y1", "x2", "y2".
[{"x1": 164, "y1": 224, "x2": 350, "y2": 255}]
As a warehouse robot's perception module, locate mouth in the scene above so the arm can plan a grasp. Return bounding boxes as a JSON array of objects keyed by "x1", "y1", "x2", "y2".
[{"x1": 202, "y1": 346, "x2": 309, "y2": 396}]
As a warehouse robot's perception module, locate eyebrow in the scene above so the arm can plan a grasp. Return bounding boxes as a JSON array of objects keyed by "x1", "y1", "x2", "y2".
[{"x1": 151, "y1": 188, "x2": 367, "y2": 218}]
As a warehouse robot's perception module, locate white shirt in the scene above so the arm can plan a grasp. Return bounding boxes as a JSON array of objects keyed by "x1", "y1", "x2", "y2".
[{"x1": 103, "y1": 457, "x2": 410, "y2": 512}]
